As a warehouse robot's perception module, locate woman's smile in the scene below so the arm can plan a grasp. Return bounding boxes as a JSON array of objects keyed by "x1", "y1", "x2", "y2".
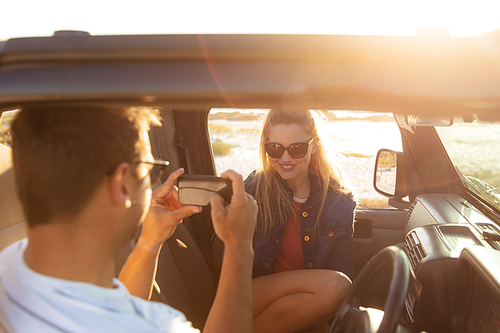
[{"x1": 278, "y1": 163, "x2": 296, "y2": 171}]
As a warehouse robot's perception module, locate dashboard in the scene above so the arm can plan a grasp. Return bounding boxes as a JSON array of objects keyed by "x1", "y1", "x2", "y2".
[{"x1": 403, "y1": 194, "x2": 500, "y2": 332}]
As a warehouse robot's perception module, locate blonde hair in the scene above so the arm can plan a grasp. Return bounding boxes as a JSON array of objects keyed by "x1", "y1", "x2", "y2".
[{"x1": 254, "y1": 109, "x2": 349, "y2": 237}]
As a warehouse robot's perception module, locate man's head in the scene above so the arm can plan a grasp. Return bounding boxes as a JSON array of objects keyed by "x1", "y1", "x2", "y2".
[{"x1": 10, "y1": 106, "x2": 161, "y2": 227}]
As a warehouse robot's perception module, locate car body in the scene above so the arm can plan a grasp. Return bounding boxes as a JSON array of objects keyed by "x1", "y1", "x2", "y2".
[{"x1": 0, "y1": 31, "x2": 499, "y2": 332}]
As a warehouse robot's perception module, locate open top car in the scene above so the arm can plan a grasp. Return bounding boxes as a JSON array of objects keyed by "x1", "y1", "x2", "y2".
[{"x1": 1, "y1": 31, "x2": 500, "y2": 332}]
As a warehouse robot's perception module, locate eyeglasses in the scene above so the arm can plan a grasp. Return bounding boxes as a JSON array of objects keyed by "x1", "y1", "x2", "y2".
[
  {"x1": 137, "y1": 159, "x2": 170, "y2": 186},
  {"x1": 264, "y1": 137, "x2": 314, "y2": 159}
]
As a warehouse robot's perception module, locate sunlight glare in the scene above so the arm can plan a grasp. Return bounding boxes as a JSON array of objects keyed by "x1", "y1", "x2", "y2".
[{"x1": 1, "y1": 0, "x2": 499, "y2": 39}]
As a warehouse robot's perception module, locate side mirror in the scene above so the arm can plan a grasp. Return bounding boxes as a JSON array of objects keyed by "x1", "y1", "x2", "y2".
[{"x1": 374, "y1": 149, "x2": 408, "y2": 208}]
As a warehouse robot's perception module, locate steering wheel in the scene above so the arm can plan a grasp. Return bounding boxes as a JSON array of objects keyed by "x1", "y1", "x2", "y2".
[{"x1": 330, "y1": 246, "x2": 410, "y2": 333}]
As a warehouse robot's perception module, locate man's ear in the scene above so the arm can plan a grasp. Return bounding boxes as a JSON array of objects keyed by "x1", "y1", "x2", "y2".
[{"x1": 110, "y1": 162, "x2": 133, "y2": 208}]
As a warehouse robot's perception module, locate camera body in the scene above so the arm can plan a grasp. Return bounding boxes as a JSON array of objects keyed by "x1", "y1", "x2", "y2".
[{"x1": 177, "y1": 175, "x2": 232, "y2": 206}]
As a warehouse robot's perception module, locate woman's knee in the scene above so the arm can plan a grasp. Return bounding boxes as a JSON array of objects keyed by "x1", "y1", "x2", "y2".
[
  {"x1": 315, "y1": 271, "x2": 351, "y2": 316},
  {"x1": 316, "y1": 270, "x2": 351, "y2": 290},
  {"x1": 330, "y1": 271, "x2": 351, "y2": 298}
]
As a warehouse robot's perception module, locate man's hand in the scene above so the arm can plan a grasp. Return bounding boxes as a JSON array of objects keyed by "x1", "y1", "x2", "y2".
[
  {"x1": 140, "y1": 168, "x2": 202, "y2": 248},
  {"x1": 119, "y1": 168, "x2": 201, "y2": 300},
  {"x1": 209, "y1": 170, "x2": 257, "y2": 250}
]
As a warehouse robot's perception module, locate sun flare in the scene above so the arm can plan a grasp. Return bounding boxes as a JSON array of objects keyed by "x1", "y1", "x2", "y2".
[{"x1": 1, "y1": 0, "x2": 500, "y2": 40}]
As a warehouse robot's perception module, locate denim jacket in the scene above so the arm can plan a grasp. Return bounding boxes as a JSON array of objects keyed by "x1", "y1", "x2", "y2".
[{"x1": 245, "y1": 170, "x2": 356, "y2": 279}]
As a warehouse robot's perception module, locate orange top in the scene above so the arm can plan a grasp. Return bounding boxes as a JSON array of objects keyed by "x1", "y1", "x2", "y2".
[{"x1": 274, "y1": 201, "x2": 305, "y2": 272}]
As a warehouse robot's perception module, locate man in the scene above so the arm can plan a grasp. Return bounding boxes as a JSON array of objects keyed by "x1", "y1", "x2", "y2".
[{"x1": 0, "y1": 107, "x2": 257, "y2": 332}]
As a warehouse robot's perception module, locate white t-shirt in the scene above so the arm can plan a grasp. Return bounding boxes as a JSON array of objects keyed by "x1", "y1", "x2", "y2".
[{"x1": 0, "y1": 239, "x2": 199, "y2": 333}]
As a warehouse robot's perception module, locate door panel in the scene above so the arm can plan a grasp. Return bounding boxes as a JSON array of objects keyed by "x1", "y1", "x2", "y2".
[{"x1": 353, "y1": 209, "x2": 407, "y2": 277}]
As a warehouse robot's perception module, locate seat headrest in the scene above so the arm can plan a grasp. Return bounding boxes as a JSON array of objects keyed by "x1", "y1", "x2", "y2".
[{"x1": 0, "y1": 144, "x2": 25, "y2": 229}]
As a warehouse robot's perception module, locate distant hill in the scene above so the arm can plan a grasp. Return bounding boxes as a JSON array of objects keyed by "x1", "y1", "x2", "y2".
[
  {"x1": 333, "y1": 114, "x2": 394, "y2": 122},
  {"x1": 209, "y1": 110, "x2": 394, "y2": 122},
  {"x1": 209, "y1": 111, "x2": 265, "y2": 121}
]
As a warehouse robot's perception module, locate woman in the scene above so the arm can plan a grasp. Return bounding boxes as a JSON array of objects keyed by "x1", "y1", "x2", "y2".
[{"x1": 245, "y1": 109, "x2": 356, "y2": 333}]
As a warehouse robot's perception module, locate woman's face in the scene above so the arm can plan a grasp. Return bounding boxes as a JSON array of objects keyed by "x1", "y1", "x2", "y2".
[{"x1": 266, "y1": 123, "x2": 317, "y2": 186}]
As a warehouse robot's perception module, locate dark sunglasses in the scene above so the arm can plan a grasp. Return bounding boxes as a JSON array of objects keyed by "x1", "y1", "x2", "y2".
[
  {"x1": 265, "y1": 137, "x2": 314, "y2": 159},
  {"x1": 137, "y1": 159, "x2": 170, "y2": 186}
]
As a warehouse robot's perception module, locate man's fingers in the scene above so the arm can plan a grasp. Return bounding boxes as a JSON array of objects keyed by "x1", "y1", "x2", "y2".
[
  {"x1": 152, "y1": 168, "x2": 184, "y2": 198},
  {"x1": 220, "y1": 170, "x2": 244, "y2": 201},
  {"x1": 168, "y1": 205, "x2": 202, "y2": 220},
  {"x1": 210, "y1": 193, "x2": 225, "y2": 221},
  {"x1": 164, "y1": 168, "x2": 184, "y2": 189},
  {"x1": 244, "y1": 192, "x2": 258, "y2": 206}
]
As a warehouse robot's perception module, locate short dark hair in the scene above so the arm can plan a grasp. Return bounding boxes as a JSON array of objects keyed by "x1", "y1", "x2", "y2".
[{"x1": 11, "y1": 106, "x2": 161, "y2": 227}]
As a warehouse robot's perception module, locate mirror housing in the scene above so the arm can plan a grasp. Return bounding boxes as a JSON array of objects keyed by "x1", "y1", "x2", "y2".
[{"x1": 374, "y1": 149, "x2": 409, "y2": 208}]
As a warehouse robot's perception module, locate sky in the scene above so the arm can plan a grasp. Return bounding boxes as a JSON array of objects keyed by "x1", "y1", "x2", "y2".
[{"x1": 2, "y1": 0, "x2": 500, "y2": 40}]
